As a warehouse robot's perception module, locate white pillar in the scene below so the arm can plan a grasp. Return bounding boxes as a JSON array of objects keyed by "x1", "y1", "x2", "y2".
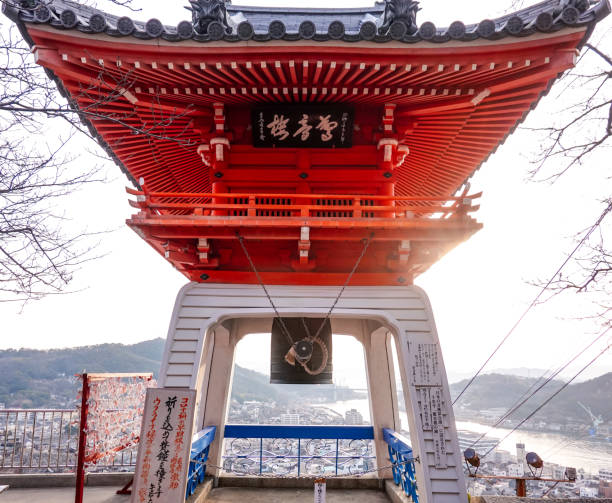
[
  {"x1": 392, "y1": 321, "x2": 468, "y2": 503},
  {"x1": 198, "y1": 323, "x2": 236, "y2": 476},
  {"x1": 363, "y1": 323, "x2": 400, "y2": 478},
  {"x1": 159, "y1": 283, "x2": 468, "y2": 502}
]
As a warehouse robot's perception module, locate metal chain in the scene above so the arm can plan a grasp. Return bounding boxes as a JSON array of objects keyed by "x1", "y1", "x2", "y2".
[
  {"x1": 236, "y1": 233, "x2": 294, "y2": 346},
  {"x1": 202, "y1": 455, "x2": 418, "y2": 480},
  {"x1": 310, "y1": 233, "x2": 375, "y2": 342},
  {"x1": 236, "y1": 232, "x2": 375, "y2": 350}
]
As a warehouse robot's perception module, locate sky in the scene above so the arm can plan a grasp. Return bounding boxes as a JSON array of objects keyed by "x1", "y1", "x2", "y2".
[{"x1": 0, "y1": 0, "x2": 610, "y2": 385}]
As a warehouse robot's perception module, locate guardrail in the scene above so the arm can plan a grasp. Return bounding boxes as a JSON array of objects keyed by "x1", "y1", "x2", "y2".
[
  {"x1": 0, "y1": 410, "x2": 78, "y2": 472},
  {"x1": 383, "y1": 428, "x2": 419, "y2": 503},
  {"x1": 127, "y1": 188, "x2": 481, "y2": 220},
  {"x1": 186, "y1": 426, "x2": 216, "y2": 498},
  {"x1": 0, "y1": 409, "x2": 137, "y2": 473},
  {"x1": 222, "y1": 425, "x2": 376, "y2": 477}
]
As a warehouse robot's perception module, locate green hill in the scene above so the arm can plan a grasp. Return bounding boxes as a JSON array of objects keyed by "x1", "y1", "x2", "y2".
[
  {"x1": 451, "y1": 372, "x2": 612, "y2": 425},
  {"x1": 0, "y1": 339, "x2": 363, "y2": 408},
  {"x1": 0, "y1": 339, "x2": 166, "y2": 408}
]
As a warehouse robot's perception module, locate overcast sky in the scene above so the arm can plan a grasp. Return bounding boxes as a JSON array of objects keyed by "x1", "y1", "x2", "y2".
[{"x1": 0, "y1": 0, "x2": 610, "y2": 385}]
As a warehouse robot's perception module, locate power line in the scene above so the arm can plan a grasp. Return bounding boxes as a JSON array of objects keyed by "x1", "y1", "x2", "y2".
[
  {"x1": 453, "y1": 201, "x2": 612, "y2": 406},
  {"x1": 481, "y1": 341, "x2": 612, "y2": 458},
  {"x1": 468, "y1": 325, "x2": 611, "y2": 448}
]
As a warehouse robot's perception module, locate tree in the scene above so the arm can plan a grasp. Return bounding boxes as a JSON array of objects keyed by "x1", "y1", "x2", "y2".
[
  {"x1": 529, "y1": 39, "x2": 612, "y2": 326},
  {"x1": 504, "y1": 0, "x2": 612, "y2": 325},
  {"x1": 0, "y1": 0, "x2": 191, "y2": 303}
]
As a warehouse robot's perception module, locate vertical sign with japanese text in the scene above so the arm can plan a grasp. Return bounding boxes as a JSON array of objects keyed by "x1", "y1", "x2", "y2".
[
  {"x1": 132, "y1": 388, "x2": 197, "y2": 503},
  {"x1": 253, "y1": 106, "x2": 353, "y2": 148}
]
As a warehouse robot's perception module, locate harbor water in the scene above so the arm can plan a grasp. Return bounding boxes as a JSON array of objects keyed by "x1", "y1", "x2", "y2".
[{"x1": 321, "y1": 398, "x2": 612, "y2": 474}]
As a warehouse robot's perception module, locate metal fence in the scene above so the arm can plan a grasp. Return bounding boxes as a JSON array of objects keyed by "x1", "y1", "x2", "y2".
[
  {"x1": 0, "y1": 409, "x2": 137, "y2": 473},
  {"x1": 222, "y1": 425, "x2": 376, "y2": 477},
  {"x1": 383, "y1": 428, "x2": 419, "y2": 503}
]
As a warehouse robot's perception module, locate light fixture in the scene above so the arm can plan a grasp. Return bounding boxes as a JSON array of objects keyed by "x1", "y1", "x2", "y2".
[
  {"x1": 464, "y1": 448, "x2": 481, "y2": 476},
  {"x1": 526, "y1": 451, "x2": 543, "y2": 477}
]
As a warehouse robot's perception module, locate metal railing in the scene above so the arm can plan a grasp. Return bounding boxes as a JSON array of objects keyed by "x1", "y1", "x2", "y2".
[
  {"x1": 0, "y1": 409, "x2": 137, "y2": 473},
  {"x1": 186, "y1": 426, "x2": 216, "y2": 498},
  {"x1": 0, "y1": 409, "x2": 78, "y2": 472},
  {"x1": 127, "y1": 188, "x2": 481, "y2": 221},
  {"x1": 222, "y1": 424, "x2": 376, "y2": 477},
  {"x1": 383, "y1": 428, "x2": 419, "y2": 503}
]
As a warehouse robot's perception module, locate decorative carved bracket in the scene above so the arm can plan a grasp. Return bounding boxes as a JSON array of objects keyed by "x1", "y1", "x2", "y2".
[
  {"x1": 185, "y1": 0, "x2": 231, "y2": 36},
  {"x1": 379, "y1": 0, "x2": 421, "y2": 36}
]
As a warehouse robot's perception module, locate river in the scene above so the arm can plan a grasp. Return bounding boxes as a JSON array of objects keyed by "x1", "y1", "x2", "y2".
[{"x1": 317, "y1": 399, "x2": 612, "y2": 474}]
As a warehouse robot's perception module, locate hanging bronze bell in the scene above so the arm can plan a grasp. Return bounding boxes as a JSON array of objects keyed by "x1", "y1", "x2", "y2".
[{"x1": 270, "y1": 317, "x2": 333, "y2": 384}]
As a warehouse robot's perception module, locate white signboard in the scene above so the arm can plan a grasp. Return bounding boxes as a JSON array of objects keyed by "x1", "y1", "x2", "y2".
[
  {"x1": 430, "y1": 387, "x2": 447, "y2": 469},
  {"x1": 132, "y1": 388, "x2": 197, "y2": 503},
  {"x1": 314, "y1": 479, "x2": 327, "y2": 503},
  {"x1": 416, "y1": 387, "x2": 432, "y2": 431},
  {"x1": 409, "y1": 342, "x2": 442, "y2": 386}
]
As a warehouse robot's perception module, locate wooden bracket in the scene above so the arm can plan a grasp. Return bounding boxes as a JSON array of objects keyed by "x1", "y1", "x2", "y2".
[{"x1": 291, "y1": 226, "x2": 316, "y2": 271}]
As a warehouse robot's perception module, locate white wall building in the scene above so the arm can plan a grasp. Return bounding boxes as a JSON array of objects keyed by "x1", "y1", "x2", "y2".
[
  {"x1": 280, "y1": 413, "x2": 300, "y2": 425},
  {"x1": 494, "y1": 450, "x2": 512, "y2": 465},
  {"x1": 516, "y1": 443, "x2": 527, "y2": 475},
  {"x1": 580, "y1": 487, "x2": 599, "y2": 498},
  {"x1": 345, "y1": 409, "x2": 363, "y2": 425},
  {"x1": 508, "y1": 464, "x2": 523, "y2": 478},
  {"x1": 600, "y1": 469, "x2": 612, "y2": 481}
]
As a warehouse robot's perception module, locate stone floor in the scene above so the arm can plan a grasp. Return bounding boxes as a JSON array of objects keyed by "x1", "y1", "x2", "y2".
[
  {"x1": 207, "y1": 487, "x2": 390, "y2": 502},
  {"x1": 0, "y1": 486, "x2": 392, "y2": 502},
  {"x1": 0, "y1": 487, "x2": 129, "y2": 503}
]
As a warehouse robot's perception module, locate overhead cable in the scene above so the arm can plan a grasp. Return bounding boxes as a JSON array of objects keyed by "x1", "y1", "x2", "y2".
[
  {"x1": 453, "y1": 201, "x2": 612, "y2": 405},
  {"x1": 468, "y1": 325, "x2": 611, "y2": 448},
  {"x1": 481, "y1": 341, "x2": 612, "y2": 458}
]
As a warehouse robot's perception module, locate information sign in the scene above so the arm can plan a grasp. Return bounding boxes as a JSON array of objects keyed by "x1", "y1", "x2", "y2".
[
  {"x1": 409, "y1": 342, "x2": 442, "y2": 386},
  {"x1": 430, "y1": 387, "x2": 448, "y2": 469},
  {"x1": 132, "y1": 388, "x2": 197, "y2": 503},
  {"x1": 252, "y1": 105, "x2": 353, "y2": 148}
]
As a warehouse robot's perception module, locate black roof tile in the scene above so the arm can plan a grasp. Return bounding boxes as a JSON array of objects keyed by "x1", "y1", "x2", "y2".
[{"x1": 3, "y1": 0, "x2": 610, "y2": 44}]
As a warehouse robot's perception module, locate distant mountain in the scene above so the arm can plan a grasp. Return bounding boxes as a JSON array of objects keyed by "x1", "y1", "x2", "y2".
[
  {"x1": 451, "y1": 373, "x2": 612, "y2": 425},
  {"x1": 0, "y1": 339, "x2": 166, "y2": 408},
  {"x1": 485, "y1": 368, "x2": 549, "y2": 379},
  {"x1": 0, "y1": 339, "x2": 362, "y2": 408}
]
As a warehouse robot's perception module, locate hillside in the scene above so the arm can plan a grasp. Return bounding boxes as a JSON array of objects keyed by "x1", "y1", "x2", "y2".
[
  {"x1": 0, "y1": 339, "x2": 363, "y2": 408},
  {"x1": 0, "y1": 339, "x2": 166, "y2": 408},
  {"x1": 451, "y1": 373, "x2": 612, "y2": 425}
]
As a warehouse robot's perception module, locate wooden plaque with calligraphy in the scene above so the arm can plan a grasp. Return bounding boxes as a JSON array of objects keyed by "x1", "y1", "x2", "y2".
[
  {"x1": 252, "y1": 105, "x2": 353, "y2": 148},
  {"x1": 131, "y1": 388, "x2": 197, "y2": 503}
]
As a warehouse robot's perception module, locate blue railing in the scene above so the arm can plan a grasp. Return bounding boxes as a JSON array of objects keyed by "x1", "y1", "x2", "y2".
[
  {"x1": 383, "y1": 428, "x2": 419, "y2": 503},
  {"x1": 222, "y1": 424, "x2": 376, "y2": 477},
  {"x1": 186, "y1": 426, "x2": 216, "y2": 498}
]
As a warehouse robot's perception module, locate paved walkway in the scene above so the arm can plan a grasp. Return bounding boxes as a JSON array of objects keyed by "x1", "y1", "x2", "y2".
[
  {"x1": 0, "y1": 487, "x2": 130, "y2": 503},
  {"x1": 0, "y1": 487, "x2": 390, "y2": 502},
  {"x1": 207, "y1": 487, "x2": 390, "y2": 502}
]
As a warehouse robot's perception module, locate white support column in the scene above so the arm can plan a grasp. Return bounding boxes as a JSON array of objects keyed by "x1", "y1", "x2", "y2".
[
  {"x1": 199, "y1": 323, "x2": 236, "y2": 476},
  {"x1": 392, "y1": 306, "x2": 467, "y2": 503},
  {"x1": 159, "y1": 283, "x2": 468, "y2": 502},
  {"x1": 363, "y1": 323, "x2": 400, "y2": 477}
]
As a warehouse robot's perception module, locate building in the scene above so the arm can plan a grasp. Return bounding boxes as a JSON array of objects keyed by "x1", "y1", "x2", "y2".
[
  {"x1": 493, "y1": 450, "x2": 512, "y2": 465},
  {"x1": 457, "y1": 430, "x2": 498, "y2": 458},
  {"x1": 345, "y1": 409, "x2": 364, "y2": 425},
  {"x1": 4, "y1": 0, "x2": 608, "y2": 501},
  {"x1": 507, "y1": 464, "x2": 523, "y2": 478},
  {"x1": 280, "y1": 414, "x2": 300, "y2": 425},
  {"x1": 600, "y1": 468, "x2": 612, "y2": 481},
  {"x1": 600, "y1": 480, "x2": 612, "y2": 498},
  {"x1": 580, "y1": 486, "x2": 599, "y2": 498},
  {"x1": 516, "y1": 443, "x2": 527, "y2": 475}
]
